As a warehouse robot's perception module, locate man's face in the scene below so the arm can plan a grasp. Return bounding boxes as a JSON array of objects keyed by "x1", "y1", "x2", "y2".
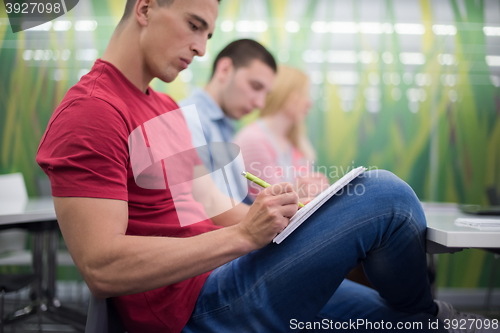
[
  {"x1": 220, "y1": 60, "x2": 276, "y2": 120},
  {"x1": 140, "y1": 0, "x2": 218, "y2": 83}
]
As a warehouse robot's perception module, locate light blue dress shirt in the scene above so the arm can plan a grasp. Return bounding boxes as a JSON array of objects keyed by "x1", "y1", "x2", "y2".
[{"x1": 179, "y1": 88, "x2": 248, "y2": 205}]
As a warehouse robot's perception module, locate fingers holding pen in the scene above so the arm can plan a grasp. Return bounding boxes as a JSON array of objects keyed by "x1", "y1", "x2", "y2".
[
  {"x1": 262, "y1": 183, "x2": 299, "y2": 218},
  {"x1": 236, "y1": 182, "x2": 299, "y2": 249}
]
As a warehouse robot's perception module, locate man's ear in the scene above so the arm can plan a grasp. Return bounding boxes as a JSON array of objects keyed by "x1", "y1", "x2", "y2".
[
  {"x1": 213, "y1": 57, "x2": 234, "y2": 83},
  {"x1": 134, "y1": 0, "x2": 153, "y2": 27}
]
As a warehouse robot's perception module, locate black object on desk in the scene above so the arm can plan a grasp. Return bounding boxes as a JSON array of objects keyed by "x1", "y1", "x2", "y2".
[{"x1": 459, "y1": 204, "x2": 500, "y2": 216}]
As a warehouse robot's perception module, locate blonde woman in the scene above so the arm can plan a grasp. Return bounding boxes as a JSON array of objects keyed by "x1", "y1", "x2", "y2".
[{"x1": 235, "y1": 65, "x2": 329, "y2": 200}]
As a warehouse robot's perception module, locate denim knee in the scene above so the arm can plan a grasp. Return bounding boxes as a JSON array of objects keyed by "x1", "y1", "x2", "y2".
[{"x1": 362, "y1": 170, "x2": 425, "y2": 229}]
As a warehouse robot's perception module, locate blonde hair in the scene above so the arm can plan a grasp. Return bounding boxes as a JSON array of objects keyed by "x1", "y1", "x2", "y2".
[{"x1": 260, "y1": 65, "x2": 316, "y2": 161}]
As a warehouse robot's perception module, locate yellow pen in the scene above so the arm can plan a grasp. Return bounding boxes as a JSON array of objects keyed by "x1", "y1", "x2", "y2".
[{"x1": 241, "y1": 171, "x2": 305, "y2": 208}]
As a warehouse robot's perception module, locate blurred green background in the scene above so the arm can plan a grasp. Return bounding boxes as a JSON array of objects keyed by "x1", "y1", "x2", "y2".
[{"x1": 1, "y1": 0, "x2": 499, "y2": 289}]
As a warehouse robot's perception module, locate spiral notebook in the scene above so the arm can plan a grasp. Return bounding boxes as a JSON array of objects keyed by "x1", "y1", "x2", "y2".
[{"x1": 273, "y1": 166, "x2": 367, "y2": 244}]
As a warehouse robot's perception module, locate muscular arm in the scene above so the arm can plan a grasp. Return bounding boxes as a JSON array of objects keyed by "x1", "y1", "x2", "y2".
[
  {"x1": 191, "y1": 165, "x2": 250, "y2": 227},
  {"x1": 54, "y1": 184, "x2": 297, "y2": 298}
]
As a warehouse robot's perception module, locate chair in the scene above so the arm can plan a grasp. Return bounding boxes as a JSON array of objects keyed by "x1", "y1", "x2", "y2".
[
  {"x1": 0, "y1": 173, "x2": 30, "y2": 265},
  {"x1": 85, "y1": 295, "x2": 126, "y2": 333},
  {"x1": 0, "y1": 173, "x2": 38, "y2": 333}
]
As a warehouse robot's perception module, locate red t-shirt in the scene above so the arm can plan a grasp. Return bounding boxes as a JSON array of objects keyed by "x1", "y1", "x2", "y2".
[{"x1": 36, "y1": 59, "x2": 221, "y2": 332}]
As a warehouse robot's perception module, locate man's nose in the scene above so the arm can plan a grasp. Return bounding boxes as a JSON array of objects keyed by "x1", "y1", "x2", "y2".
[{"x1": 191, "y1": 37, "x2": 207, "y2": 57}]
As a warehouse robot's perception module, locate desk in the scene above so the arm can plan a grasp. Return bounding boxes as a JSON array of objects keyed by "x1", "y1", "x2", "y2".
[
  {"x1": 0, "y1": 197, "x2": 86, "y2": 331},
  {"x1": 423, "y1": 202, "x2": 500, "y2": 254}
]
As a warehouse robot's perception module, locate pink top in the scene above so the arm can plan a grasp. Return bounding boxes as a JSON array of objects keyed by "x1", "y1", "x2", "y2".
[{"x1": 235, "y1": 120, "x2": 309, "y2": 199}]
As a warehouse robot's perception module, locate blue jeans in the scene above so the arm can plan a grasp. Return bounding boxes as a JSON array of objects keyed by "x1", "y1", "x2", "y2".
[{"x1": 182, "y1": 170, "x2": 446, "y2": 332}]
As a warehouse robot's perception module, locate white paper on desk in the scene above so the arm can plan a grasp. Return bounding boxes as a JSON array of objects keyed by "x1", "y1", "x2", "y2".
[
  {"x1": 273, "y1": 166, "x2": 367, "y2": 244},
  {"x1": 454, "y1": 218, "x2": 500, "y2": 230}
]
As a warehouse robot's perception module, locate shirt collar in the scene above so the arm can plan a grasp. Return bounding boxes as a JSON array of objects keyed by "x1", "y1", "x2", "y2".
[{"x1": 191, "y1": 88, "x2": 227, "y2": 121}]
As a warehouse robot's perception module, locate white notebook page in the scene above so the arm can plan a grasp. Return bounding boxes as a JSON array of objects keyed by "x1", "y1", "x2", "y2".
[{"x1": 273, "y1": 166, "x2": 367, "y2": 244}]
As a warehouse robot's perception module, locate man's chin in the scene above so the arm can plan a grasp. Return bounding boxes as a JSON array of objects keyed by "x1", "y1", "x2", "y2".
[{"x1": 158, "y1": 69, "x2": 181, "y2": 84}]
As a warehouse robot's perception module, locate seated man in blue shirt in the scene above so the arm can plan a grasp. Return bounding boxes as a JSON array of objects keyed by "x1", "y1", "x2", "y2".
[{"x1": 179, "y1": 39, "x2": 276, "y2": 204}]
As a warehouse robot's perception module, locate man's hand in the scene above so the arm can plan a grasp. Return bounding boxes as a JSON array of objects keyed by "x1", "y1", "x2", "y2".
[{"x1": 235, "y1": 182, "x2": 299, "y2": 249}]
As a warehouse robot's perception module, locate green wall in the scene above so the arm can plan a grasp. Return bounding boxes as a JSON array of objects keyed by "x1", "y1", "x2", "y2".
[{"x1": 1, "y1": 0, "x2": 499, "y2": 288}]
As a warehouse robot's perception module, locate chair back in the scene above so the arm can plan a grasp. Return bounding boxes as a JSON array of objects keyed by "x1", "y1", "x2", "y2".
[
  {"x1": 0, "y1": 173, "x2": 29, "y2": 254},
  {"x1": 85, "y1": 294, "x2": 126, "y2": 333}
]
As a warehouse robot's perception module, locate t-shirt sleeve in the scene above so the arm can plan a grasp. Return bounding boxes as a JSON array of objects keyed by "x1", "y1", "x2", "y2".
[{"x1": 36, "y1": 97, "x2": 130, "y2": 200}]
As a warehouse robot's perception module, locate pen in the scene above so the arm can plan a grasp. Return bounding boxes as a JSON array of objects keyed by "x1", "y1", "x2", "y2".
[{"x1": 241, "y1": 171, "x2": 305, "y2": 208}]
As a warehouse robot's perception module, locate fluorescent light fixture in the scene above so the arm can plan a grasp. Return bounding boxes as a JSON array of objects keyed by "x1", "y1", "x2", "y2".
[
  {"x1": 26, "y1": 22, "x2": 52, "y2": 31},
  {"x1": 75, "y1": 20, "x2": 97, "y2": 31},
  {"x1": 285, "y1": 21, "x2": 300, "y2": 33},
  {"x1": 358, "y1": 51, "x2": 378, "y2": 64},
  {"x1": 432, "y1": 25, "x2": 456, "y2": 35},
  {"x1": 309, "y1": 70, "x2": 324, "y2": 85},
  {"x1": 236, "y1": 20, "x2": 252, "y2": 32},
  {"x1": 486, "y1": 55, "x2": 500, "y2": 66},
  {"x1": 326, "y1": 50, "x2": 357, "y2": 63},
  {"x1": 53, "y1": 20, "x2": 72, "y2": 31},
  {"x1": 441, "y1": 74, "x2": 457, "y2": 86},
  {"x1": 415, "y1": 73, "x2": 431, "y2": 86},
  {"x1": 359, "y1": 22, "x2": 393, "y2": 34},
  {"x1": 33, "y1": 49, "x2": 43, "y2": 61},
  {"x1": 220, "y1": 20, "x2": 234, "y2": 32},
  {"x1": 61, "y1": 49, "x2": 71, "y2": 61},
  {"x1": 406, "y1": 88, "x2": 421, "y2": 102},
  {"x1": 43, "y1": 50, "x2": 53, "y2": 60},
  {"x1": 22, "y1": 50, "x2": 33, "y2": 61},
  {"x1": 76, "y1": 49, "x2": 98, "y2": 61},
  {"x1": 394, "y1": 23, "x2": 425, "y2": 35},
  {"x1": 399, "y1": 52, "x2": 426, "y2": 65},
  {"x1": 358, "y1": 22, "x2": 384, "y2": 34},
  {"x1": 252, "y1": 21, "x2": 268, "y2": 32},
  {"x1": 437, "y1": 54, "x2": 457, "y2": 65},
  {"x1": 302, "y1": 50, "x2": 325, "y2": 63},
  {"x1": 327, "y1": 71, "x2": 359, "y2": 85},
  {"x1": 382, "y1": 52, "x2": 393, "y2": 64},
  {"x1": 235, "y1": 20, "x2": 267, "y2": 32},
  {"x1": 483, "y1": 26, "x2": 500, "y2": 36},
  {"x1": 329, "y1": 22, "x2": 358, "y2": 34},
  {"x1": 383, "y1": 72, "x2": 400, "y2": 85},
  {"x1": 311, "y1": 21, "x2": 329, "y2": 33}
]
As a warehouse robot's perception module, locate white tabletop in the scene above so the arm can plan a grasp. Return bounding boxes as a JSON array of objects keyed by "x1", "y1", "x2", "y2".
[
  {"x1": 0, "y1": 197, "x2": 56, "y2": 225},
  {"x1": 422, "y1": 202, "x2": 500, "y2": 251}
]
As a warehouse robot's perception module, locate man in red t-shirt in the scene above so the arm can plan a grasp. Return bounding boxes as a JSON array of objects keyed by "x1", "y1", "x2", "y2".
[
  {"x1": 37, "y1": 0, "x2": 297, "y2": 331},
  {"x1": 37, "y1": 1, "x2": 492, "y2": 332}
]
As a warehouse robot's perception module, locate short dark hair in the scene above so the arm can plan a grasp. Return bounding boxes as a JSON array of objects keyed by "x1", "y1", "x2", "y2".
[
  {"x1": 211, "y1": 39, "x2": 277, "y2": 78},
  {"x1": 121, "y1": 0, "x2": 221, "y2": 23},
  {"x1": 121, "y1": 0, "x2": 173, "y2": 22}
]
